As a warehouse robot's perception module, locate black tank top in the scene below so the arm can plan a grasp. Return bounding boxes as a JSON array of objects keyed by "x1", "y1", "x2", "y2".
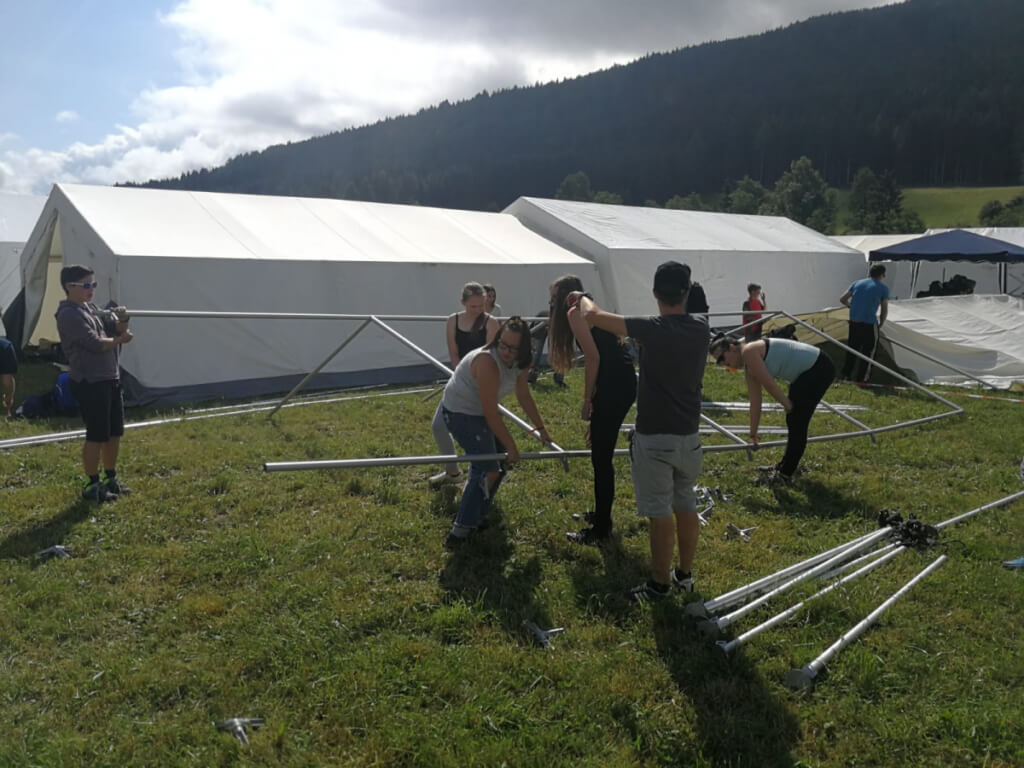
[
  {"x1": 592, "y1": 326, "x2": 636, "y2": 395},
  {"x1": 454, "y1": 313, "x2": 490, "y2": 358}
]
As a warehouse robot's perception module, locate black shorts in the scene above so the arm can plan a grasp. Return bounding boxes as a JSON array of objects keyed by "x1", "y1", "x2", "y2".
[
  {"x1": 70, "y1": 379, "x2": 125, "y2": 443},
  {"x1": 0, "y1": 341, "x2": 17, "y2": 375}
]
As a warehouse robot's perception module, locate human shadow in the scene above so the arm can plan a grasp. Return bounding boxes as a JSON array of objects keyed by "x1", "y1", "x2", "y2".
[
  {"x1": 649, "y1": 609, "x2": 800, "y2": 767},
  {"x1": 0, "y1": 497, "x2": 95, "y2": 563},
  {"x1": 438, "y1": 502, "x2": 555, "y2": 644},
  {"x1": 741, "y1": 477, "x2": 872, "y2": 522}
]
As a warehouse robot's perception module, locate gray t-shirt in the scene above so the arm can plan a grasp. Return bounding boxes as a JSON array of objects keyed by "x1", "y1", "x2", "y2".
[
  {"x1": 442, "y1": 346, "x2": 520, "y2": 416},
  {"x1": 625, "y1": 313, "x2": 709, "y2": 435}
]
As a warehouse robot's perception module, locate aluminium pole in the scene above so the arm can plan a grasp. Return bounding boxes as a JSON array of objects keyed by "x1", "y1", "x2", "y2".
[
  {"x1": 717, "y1": 545, "x2": 907, "y2": 655},
  {"x1": 267, "y1": 318, "x2": 372, "y2": 418},
  {"x1": 818, "y1": 398, "x2": 877, "y2": 444},
  {"x1": 695, "y1": 527, "x2": 895, "y2": 638},
  {"x1": 265, "y1": 450, "x2": 596, "y2": 472},
  {"x1": 368, "y1": 316, "x2": 571, "y2": 469},
  {"x1": 785, "y1": 554, "x2": 947, "y2": 691}
]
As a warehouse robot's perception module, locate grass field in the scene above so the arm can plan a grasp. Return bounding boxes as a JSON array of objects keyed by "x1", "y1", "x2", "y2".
[
  {"x1": 835, "y1": 186, "x2": 1024, "y2": 233},
  {"x1": 2, "y1": 351, "x2": 1023, "y2": 767}
]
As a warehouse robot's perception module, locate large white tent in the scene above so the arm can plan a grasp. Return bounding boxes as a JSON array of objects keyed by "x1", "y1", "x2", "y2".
[
  {"x1": 13, "y1": 184, "x2": 604, "y2": 404},
  {"x1": 0, "y1": 191, "x2": 47, "y2": 337},
  {"x1": 504, "y1": 197, "x2": 867, "y2": 317}
]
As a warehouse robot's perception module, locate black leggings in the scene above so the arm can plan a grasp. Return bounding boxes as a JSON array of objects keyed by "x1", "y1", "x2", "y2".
[
  {"x1": 779, "y1": 354, "x2": 835, "y2": 477},
  {"x1": 842, "y1": 321, "x2": 878, "y2": 382},
  {"x1": 589, "y1": 378, "x2": 637, "y2": 534}
]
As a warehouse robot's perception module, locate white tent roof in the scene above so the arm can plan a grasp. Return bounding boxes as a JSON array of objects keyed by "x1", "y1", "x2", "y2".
[
  {"x1": 505, "y1": 197, "x2": 866, "y2": 317},
  {"x1": 885, "y1": 295, "x2": 1024, "y2": 389},
  {"x1": 18, "y1": 184, "x2": 603, "y2": 403},
  {"x1": 0, "y1": 192, "x2": 46, "y2": 331}
]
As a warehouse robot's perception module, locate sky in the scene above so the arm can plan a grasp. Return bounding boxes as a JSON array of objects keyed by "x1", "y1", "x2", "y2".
[{"x1": 0, "y1": 0, "x2": 901, "y2": 197}]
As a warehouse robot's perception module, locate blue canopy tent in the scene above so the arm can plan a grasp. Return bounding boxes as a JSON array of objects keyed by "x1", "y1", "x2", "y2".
[{"x1": 869, "y1": 229, "x2": 1024, "y2": 295}]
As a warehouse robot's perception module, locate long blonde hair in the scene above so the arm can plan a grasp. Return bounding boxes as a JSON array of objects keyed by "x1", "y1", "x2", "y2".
[{"x1": 547, "y1": 274, "x2": 585, "y2": 373}]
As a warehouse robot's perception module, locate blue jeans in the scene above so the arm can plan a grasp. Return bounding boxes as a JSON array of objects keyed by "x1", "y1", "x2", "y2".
[{"x1": 442, "y1": 407, "x2": 500, "y2": 531}]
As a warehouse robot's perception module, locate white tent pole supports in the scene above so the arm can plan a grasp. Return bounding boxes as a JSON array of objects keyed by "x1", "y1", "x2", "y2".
[
  {"x1": 129, "y1": 310, "x2": 548, "y2": 322},
  {"x1": 684, "y1": 529, "x2": 885, "y2": 619},
  {"x1": 267, "y1": 318, "x2": 372, "y2": 419},
  {"x1": 367, "y1": 316, "x2": 570, "y2": 466},
  {"x1": 934, "y1": 488, "x2": 1024, "y2": 530},
  {"x1": 696, "y1": 527, "x2": 895, "y2": 637},
  {"x1": 780, "y1": 311, "x2": 963, "y2": 413},
  {"x1": 699, "y1": 413, "x2": 754, "y2": 460},
  {"x1": 818, "y1": 398, "x2": 877, "y2": 444},
  {"x1": 717, "y1": 545, "x2": 907, "y2": 655},
  {"x1": 881, "y1": 333, "x2": 994, "y2": 390},
  {"x1": 264, "y1": 450, "x2": 594, "y2": 472},
  {"x1": 816, "y1": 541, "x2": 899, "y2": 582},
  {"x1": 785, "y1": 554, "x2": 947, "y2": 691}
]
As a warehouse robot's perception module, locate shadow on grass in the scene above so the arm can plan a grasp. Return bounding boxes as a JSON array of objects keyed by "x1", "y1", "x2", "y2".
[
  {"x1": 742, "y1": 476, "x2": 869, "y2": 521},
  {"x1": 438, "y1": 503, "x2": 556, "y2": 642},
  {"x1": 0, "y1": 497, "x2": 95, "y2": 562},
  {"x1": 651, "y1": 608, "x2": 800, "y2": 767}
]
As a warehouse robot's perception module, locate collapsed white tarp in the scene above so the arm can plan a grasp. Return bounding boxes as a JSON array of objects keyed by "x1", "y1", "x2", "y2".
[
  {"x1": 16, "y1": 184, "x2": 604, "y2": 403},
  {"x1": 835, "y1": 231, "x2": 1024, "y2": 299},
  {"x1": 505, "y1": 197, "x2": 867, "y2": 317},
  {"x1": 884, "y1": 295, "x2": 1024, "y2": 389},
  {"x1": 0, "y1": 192, "x2": 46, "y2": 335}
]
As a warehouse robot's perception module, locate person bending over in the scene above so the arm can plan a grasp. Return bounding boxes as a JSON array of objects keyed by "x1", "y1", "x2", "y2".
[{"x1": 710, "y1": 333, "x2": 835, "y2": 486}]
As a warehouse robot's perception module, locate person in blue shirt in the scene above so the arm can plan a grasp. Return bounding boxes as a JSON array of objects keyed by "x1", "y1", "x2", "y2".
[{"x1": 839, "y1": 264, "x2": 889, "y2": 382}]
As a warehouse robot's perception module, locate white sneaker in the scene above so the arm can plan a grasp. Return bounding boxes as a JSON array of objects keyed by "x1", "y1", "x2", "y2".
[
  {"x1": 671, "y1": 568, "x2": 695, "y2": 592},
  {"x1": 429, "y1": 470, "x2": 463, "y2": 490}
]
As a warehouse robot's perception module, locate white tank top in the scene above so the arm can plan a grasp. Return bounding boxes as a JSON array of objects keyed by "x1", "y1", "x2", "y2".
[{"x1": 442, "y1": 347, "x2": 520, "y2": 416}]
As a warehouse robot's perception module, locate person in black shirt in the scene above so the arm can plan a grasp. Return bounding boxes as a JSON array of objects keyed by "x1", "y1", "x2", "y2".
[
  {"x1": 570, "y1": 261, "x2": 709, "y2": 602},
  {"x1": 548, "y1": 275, "x2": 636, "y2": 545}
]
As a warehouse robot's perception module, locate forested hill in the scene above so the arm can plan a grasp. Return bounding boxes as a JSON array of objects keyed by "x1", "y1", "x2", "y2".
[{"x1": 137, "y1": 0, "x2": 1024, "y2": 211}]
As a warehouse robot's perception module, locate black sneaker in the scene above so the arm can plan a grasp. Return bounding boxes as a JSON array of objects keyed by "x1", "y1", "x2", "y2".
[
  {"x1": 82, "y1": 481, "x2": 117, "y2": 503},
  {"x1": 756, "y1": 464, "x2": 777, "y2": 473},
  {"x1": 105, "y1": 477, "x2": 131, "y2": 496},
  {"x1": 624, "y1": 580, "x2": 670, "y2": 602},
  {"x1": 757, "y1": 469, "x2": 793, "y2": 488},
  {"x1": 566, "y1": 526, "x2": 610, "y2": 546},
  {"x1": 670, "y1": 568, "x2": 695, "y2": 592},
  {"x1": 444, "y1": 531, "x2": 471, "y2": 550}
]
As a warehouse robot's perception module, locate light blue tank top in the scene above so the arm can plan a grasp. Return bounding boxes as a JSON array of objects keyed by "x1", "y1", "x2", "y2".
[
  {"x1": 442, "y1": 347, "x2": 520, "y2": 416},
  {"x1": 763, "y1": 338, "x2": 821, "y2": 383}
]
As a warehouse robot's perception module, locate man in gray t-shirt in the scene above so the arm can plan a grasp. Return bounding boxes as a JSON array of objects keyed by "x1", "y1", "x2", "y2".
[{"x1": 570, "y1": 261, "x2": 710, "y2": 602}]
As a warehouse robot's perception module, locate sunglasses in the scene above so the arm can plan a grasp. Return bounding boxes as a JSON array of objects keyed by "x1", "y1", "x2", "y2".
[{"x1": 68, "y1": 281, "x2": 99, "y2": 289}]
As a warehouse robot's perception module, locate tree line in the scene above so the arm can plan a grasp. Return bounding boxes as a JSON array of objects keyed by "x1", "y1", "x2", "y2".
[{"x1": 134, "y1": 0, "x2": 1024, "y2": 219}]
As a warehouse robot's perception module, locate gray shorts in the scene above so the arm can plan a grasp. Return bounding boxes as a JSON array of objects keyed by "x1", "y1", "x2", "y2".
[{"x1": 629, "y1": 431, "x2": 703, "y2": 519}]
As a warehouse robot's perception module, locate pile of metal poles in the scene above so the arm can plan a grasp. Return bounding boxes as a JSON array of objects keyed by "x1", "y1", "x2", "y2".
[{"x1": 683, "y1": 488, "x2": 1024, "y2": 690}]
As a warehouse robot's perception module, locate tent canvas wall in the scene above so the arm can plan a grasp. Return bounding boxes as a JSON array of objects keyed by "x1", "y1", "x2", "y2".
[
  {"x1": 14, "y1": 184, "x2": 604, "y2": 404},
  {"x1": 0, "y1": 192, "x2": 46, "y2": 337},
  {"x1": 505, "y1": 197, "x2": 866, "y2": 317}
]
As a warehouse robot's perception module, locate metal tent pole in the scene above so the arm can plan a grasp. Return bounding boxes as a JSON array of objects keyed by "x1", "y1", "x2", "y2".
[
  {"x1": 695, "y1": 527, "x2": 895, "y2": 638},
  {"x1": 785, "y1": 554, "x2": 947, "y2": 691},
  {"x1": 267, "y1": 318, "x2": 372, "y2": 418},
  {"x1": 368, "y1": 316, "x2": 570, "y2": 468},
  {"x1": 881, "y1": 333, "x2": 994, "y2": 390},
  {"x1": 264, "y1": 450, "x2": 595, "y2": 472},
  {"x1": 717, "y1": 546, "x2": 906, "y2": 655},
  {"x1": 818, "y1": 398, "x2": 876, "y2": 444},
  {"x1": 129, "y1": 310, "x2": 549, "y2": 322}
]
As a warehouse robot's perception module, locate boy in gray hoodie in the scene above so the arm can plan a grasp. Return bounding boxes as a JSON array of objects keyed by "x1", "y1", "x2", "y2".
[{"x1": 55, "y1": 265, "x2": 134, "y2": 502}]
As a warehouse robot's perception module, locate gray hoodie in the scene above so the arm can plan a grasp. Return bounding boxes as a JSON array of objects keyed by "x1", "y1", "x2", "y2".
[{"x1": 55, "y1": 300, "x2": 120, "y2": 383}]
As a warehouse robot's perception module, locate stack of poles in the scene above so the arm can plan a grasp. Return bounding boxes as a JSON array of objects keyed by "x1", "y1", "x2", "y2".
[{"x1": 682, "y1": 488, "x2": 1023, "y2": 689}]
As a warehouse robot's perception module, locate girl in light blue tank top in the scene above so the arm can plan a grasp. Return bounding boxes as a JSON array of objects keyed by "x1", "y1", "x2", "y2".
[
  {"x1": 710, "y1": 332, "x2": 836, "y2": 484},
  {"x1": 438, "y1": 317, "x2": 555, "y2": 548}
]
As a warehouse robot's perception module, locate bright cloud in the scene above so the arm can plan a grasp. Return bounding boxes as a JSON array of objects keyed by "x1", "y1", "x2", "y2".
[{"x1": 0, "y1": 0, "x2": 901, "y2": 196}]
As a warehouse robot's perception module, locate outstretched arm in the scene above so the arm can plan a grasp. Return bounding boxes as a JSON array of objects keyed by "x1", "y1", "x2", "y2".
[{"x1": 572, "y1": 293, "x2": 627, "y2": 338}]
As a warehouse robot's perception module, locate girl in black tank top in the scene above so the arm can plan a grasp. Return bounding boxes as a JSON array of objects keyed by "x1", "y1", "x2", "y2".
[{"x1": 546, "y1": 276, "x2": 637, "y2": 545}]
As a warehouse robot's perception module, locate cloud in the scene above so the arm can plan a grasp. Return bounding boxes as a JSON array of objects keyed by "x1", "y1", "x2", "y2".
[
  {"x1": 55, "y1": 110, "x2": 80, "y2": 124},
  {"x1": 0, "y1": 0, "x2": 902, "y2": 195}
]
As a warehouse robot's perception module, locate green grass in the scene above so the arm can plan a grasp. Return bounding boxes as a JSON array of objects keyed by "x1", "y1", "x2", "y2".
[
  {"x1": 2, "y1": 359, "x2": 1023, "y2": 767},
  {"x1": 835, "y1": 185, "x2": 1024, "y2": 233}
]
